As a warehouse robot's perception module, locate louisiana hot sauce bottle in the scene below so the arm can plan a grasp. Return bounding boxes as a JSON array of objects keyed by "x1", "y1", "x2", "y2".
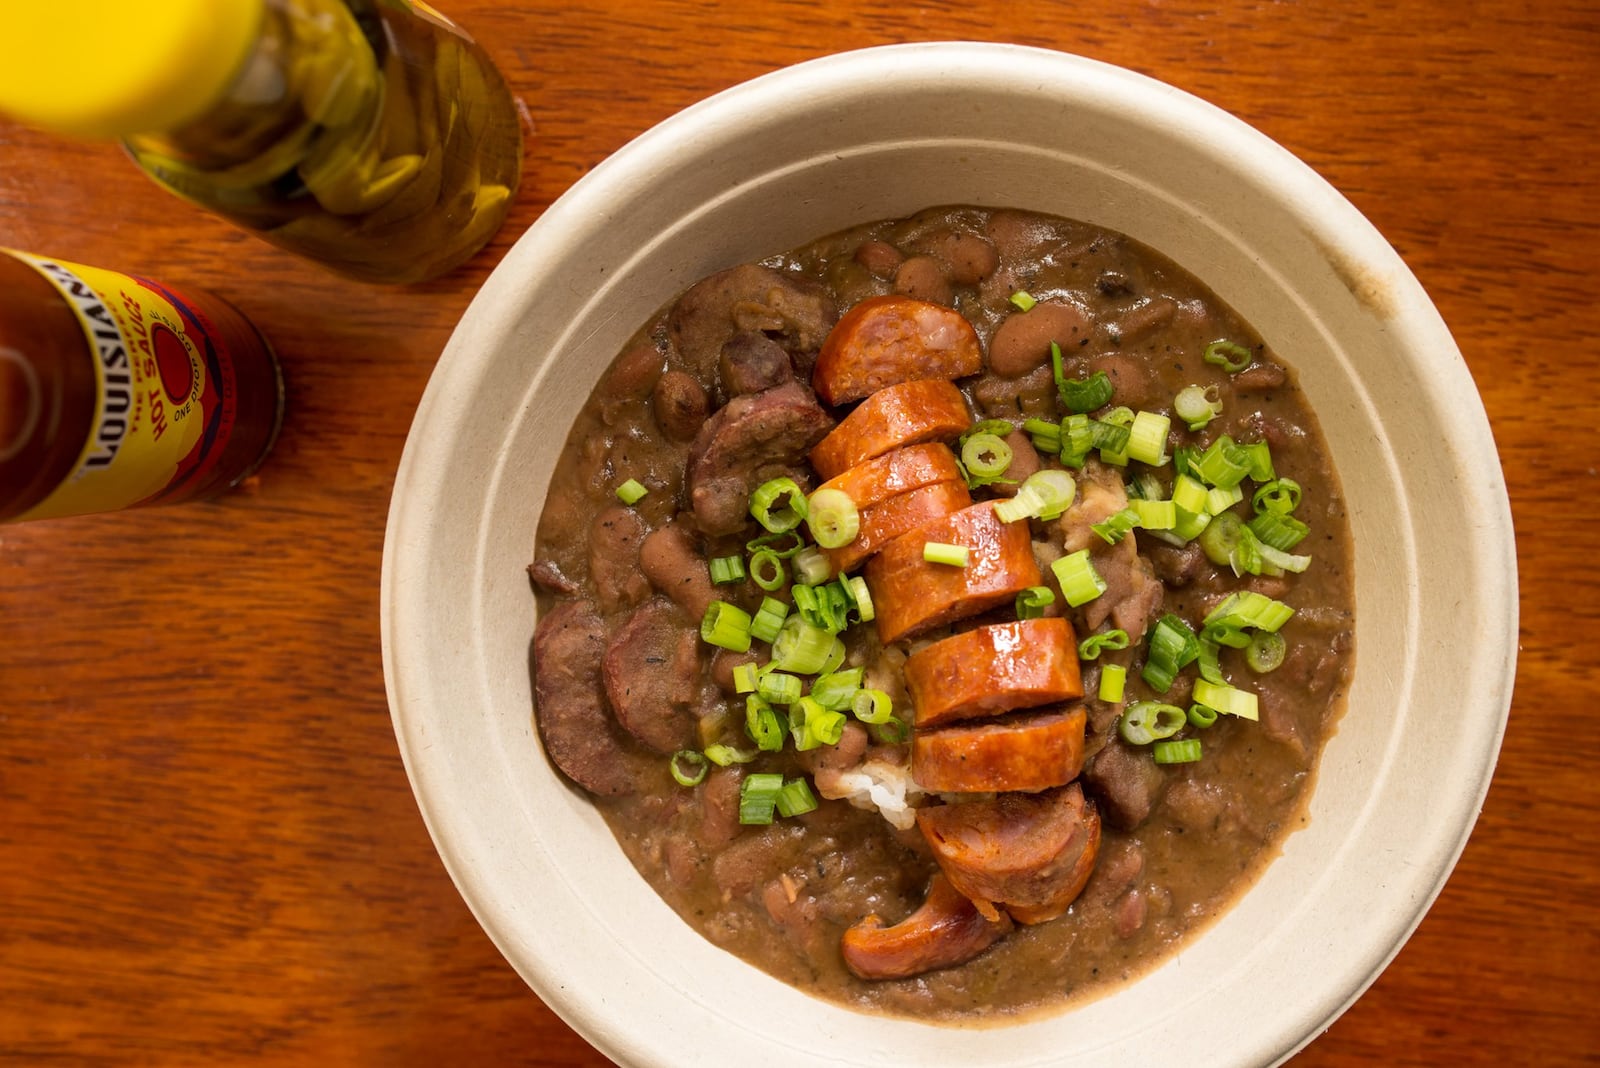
[{"x1": 0, "y1": 250, "x2": 284, "y2": 523}]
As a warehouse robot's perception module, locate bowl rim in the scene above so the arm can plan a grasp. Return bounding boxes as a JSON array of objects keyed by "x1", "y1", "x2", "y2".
[{"x1": 381, "y1": 40, "x2": 1517, "y2": 1067}]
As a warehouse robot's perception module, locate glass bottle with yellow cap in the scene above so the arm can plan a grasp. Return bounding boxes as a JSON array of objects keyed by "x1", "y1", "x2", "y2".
[{"x1": 0, "y1": 0, "x2": 523, "y2": 285}]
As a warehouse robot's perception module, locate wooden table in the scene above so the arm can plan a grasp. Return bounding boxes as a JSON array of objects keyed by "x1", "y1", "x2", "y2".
[{"x1": 2, "y1": 1, "x2": 1594, "y2": 1063}]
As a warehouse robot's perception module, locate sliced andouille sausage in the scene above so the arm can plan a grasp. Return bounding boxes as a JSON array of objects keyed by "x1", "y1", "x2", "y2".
[
  {"x1": 840, "y1": 873, "x2": 1013, "y2": 981},
  {"x1": 588, "y1": 505, "x2": 651, "y2": 614},
  {"x1": 685, "y1": 381, "x2": 834, "y2": 535},
  {"x1": 916, "y1": 782, "x2": 1101, "y2": 925},
  {"x1": 814, "y1": 442, "x2": 963, "y2": 512},
  {"x1": 864, "y1": 500, "x2": 1042, "y2": 643},
  {"x1": 601, "y1": 599, "x2": 701, "y2": 754},
  {"x1": 905, "y1": 618, "x2": 1084, "y2": 729},
  {"x1": 911, "y1": 706, "x2": 1087, "y2": 794},
  {"x1": 809, "y1": 379, "x2": 972, "y2": 482},
  {"x1": 824, "y1": 479, "x2": 972, "y2": 577},
  {"x1": 812, "y1": 295, "x2": 984, "y2": 407},
  {"x1": 532, "y1": 599, "x2": 657, "y2": 796},
  {"x1": 639, "y1": 521, "x2": 717, "y2": 621},
  {"x1": 669, "y1": 263, "x2": 836, "y2": 379}
]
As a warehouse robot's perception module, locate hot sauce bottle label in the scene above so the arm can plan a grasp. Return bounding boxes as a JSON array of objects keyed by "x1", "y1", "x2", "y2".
[{"x1": 7, "y1": 251, "x2": 248, "y2": 521}]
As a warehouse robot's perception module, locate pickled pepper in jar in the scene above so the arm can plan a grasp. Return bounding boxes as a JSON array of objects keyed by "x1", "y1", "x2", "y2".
[
  {"x1": 0, "y1": 250, "x2": 284, "y2": 523},
  {"x1": 0, "y1": 1, "x2": 523, "y2": 285}
]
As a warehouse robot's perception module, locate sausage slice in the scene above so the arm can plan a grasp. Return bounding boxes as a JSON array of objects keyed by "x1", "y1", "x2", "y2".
[
  {"x1": 601, "y1": 599, "x2": 701, "y2": 754},
  {"x1": 863, "y1": 501, "x2": 1042, "y2": 643},
  {"x1": 812, "y1": 295, "x2": 983, "y2": 406},
  {"x1": 906, "y1": 618, "x2": 1084, "y2": 729},
  {"x1": 809, "y1": 379, "x2": 971, "y2": 481},
  {"x1": 824, "y1": 479, "x2": 972, "y2": 577},
  {"x1": 814, "y1": 442, "x2": 963, "y2": 511},
  {"x1": 840, "y1": 873, "x2": 1013, "y2": 980},
  {"x1": 911, "y1": 706, "x2": 1087, "y2": 794},
  {"x1": 916, "y1": 783, "x2": 1101, "y2": 925}
]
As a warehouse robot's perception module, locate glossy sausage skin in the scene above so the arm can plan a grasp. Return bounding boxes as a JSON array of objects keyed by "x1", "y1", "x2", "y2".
[
  {"x1": 864, "y1": 501, "x2": 1042, "y2": 643},
  {"x1": 824, "y1": 479, "x2": 972, "y2": 576},
  {"x1": 840, "y1": 873, "x2": 1013, "y2": 980},
  {"x1": 809, "y1": 379, "x2": 971, "y2": 481},
  {"x1": 916, "y1": 783, "x2": 1101, "y2": 925},
  {"x1": 812, "y1": 294, "x2": 985, "y2": 406},
  {"x1": 911, "y1": 706, "x2": 1087, "y2": 794},
  {"x1": 906, "y1": 618, "x2": 1084, "y2": 728},
  {"x1": 814, "y1": 442, "x2": 963, "y2": 511}
]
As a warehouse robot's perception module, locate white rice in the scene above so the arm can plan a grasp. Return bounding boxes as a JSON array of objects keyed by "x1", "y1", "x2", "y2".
[{"x1": 818, "y1": 758, "x2": 928, "y2": 831}]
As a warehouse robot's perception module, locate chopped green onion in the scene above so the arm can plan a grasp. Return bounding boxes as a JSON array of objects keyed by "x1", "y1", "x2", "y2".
[
  {"x1": 709, "y1": 555, "x2": 747, "y2": 585},
  {"x1": 1201, "y1": 620, "x2": 1252, "y2": 649},
  {"x1": 1096, "y1": 407, "x2": 1134, "y2": 466},
  {"x1": 791, "y1": 545, "x2": 831, "y2": 586},
  {"x1": 870, "y1": 715, "x2": 911, "y2": 744},
  {"x1": 806, "y1": 488, "x2": 860, "y2": 549},
  {"x1": 669, "y1": 750, "x2": 708, "y2": 786},
  {"x1": 994, "y1": 483, "x2": 1044, "y2": 524},
  {"x1": 842, "y1": 575, "x2": 875, "y2": 622},
  {"x1": 1118, "y1": 701, "x2": 1188, "y2": 745},
  {"x1": 749, "y1": 596, "x2": 790, "y2": 644},
  {"x1": 1192, "y1": 678, "x2": 1260, "y2": 721},
  {"x1": 1203, "y1": 591, "x2": 1294, "y2": 633},
  {"x1": 810, "y1": 668, "x2": 864, "y2": 711},
  {"x1": 775, "y1": 777, "x2": 819, "y2": 818},
  {"x1": 1246, "y1": 631, "x2": 1287, "y2": 673},
  {"x1": 791, "y1": 696, "x2": 846, "y2": 750},
  {"x1": 1174, "y1": 384, "x2": 1223, "y2": 432},
  {"x1": 706, "y1": 743, "x2": 759, "y2": 766},
  {"x1": 1171, "y1": 473, "x2": 1210, "y2": 515},
  {"x1": 1153, "y1": 739, "x2": 1203, "y2": 764},
  {"x1": 1249, "y1": 511, "x2": 1310, "y2": 551},
  {"x1": 1027, "y1": 470, "x2": 1078, "y2": 519},
  {"x1": 749, "y1": 477, "x2": 807, "y2": 533},
  {"x1": 1023, "y1": 417, "x2": 1063, "y2": 454},
  {"x1": 1060, "y1": 371, "x2": 1115, "y2": 414},
  {"x1": 1205, "y1": 484, "x2": 1244, "y2": 518},
  {"x1": 1241, "y1": 441, "x2": 1276, "y2": 482},
  {"x1": 1091, "y1": 507, "x2": 1140, "y2": 545},
  {"x1": 1010, "y1": 290, "x2": 1039, "y2": 312},
  {"x1": 1126, "y1": 411, "x2": 1171, "y2": 466},
  {"x1": 616, "y1": 478, "x2": 649, "y2": 505},
  {"x1": 1192, "y1": 435, "x2": 1253, "y2": 489},
  {"x1": 1059, "y1": 413, "x2": 1097, "y2": 467},
  {"x1": 1172, "y1": 445, "x2": 1198, "y2": 479},
  {"x1": 757, "y1": 671, "x2": 802, "y2": 706},
  {"x1": 732, "y1": 661, "x2": 760, "y2": 694},
  {"x1": 1229, "y1": 523, "x2": 1265, "y2": 577},
  {"x1": 739, "y1": 773, "x2": 785, "y2": 824},
  {"x1": 1170, "y1": 506, "x2": 1212, "y2": 543},
  {"x1": 1126, "y1": 470, "x2": 1164, "y2": 502},
  {"x1": 770, "y1": 616, "x2": 834, "y2": 673},
  {"x1": 1204, "y1": 339, "x2": 1254, "y2": 374},
  {"x1": 851, "y1": 688, "x2": 894, "y2": 724},
  {"x1": 1187, "y1": 703, "x2": 1219, "y2": 729},
  {"x1": 961, "y1": 432, "x2": 1014, "y2": 481},
  {"x1": 1089, "y1": 417, "x2": 1131, "y2": 454},
  {"x1": 1199, "y1": 510, "x2": 1246, "y2": 567},
  {"x1": 745, "y1": 695, "x2": 788, "y2": 751},
  {"x1": 1252, "y1": 478, "x2": 1303, "y2": 516},
  {"x1": 1098, "y1": 663, "x2": 1128, "y2": 703},
  {"x1": 793, "y1": 582, "x2": 851, "y2": 633},
  {"x1": 1052, "y1": 549, "x2": 1107, "y2": 607},
  {"x1": 1016, "y1": 585, "x2": 1057, "y2": 620},
  {"x1": 700, "y1": 601, "x2": 753, "y2": 652},
  {"x1": 1078, "y1": 628, "x2": 1130, "y2": 660},
  {"x1": 819, "y1": 637, "x2": 847, "y2": 675},
  {"x1": 1258, "y1": 542, "x2": 1312, "y2": 574},
  {"x1": 1196, "y1": 636, "x2": 1225, "y2": 684},
  {"x1": 747, "y1": 530, "x2": 805, "y2": 558},
  {"x1": 924, "y1": 542, "x2": 969, "y2": 567},
  {"x1": 1131, "y1": 498, "x2": 1177, "y2": 531},
  {"x1": 1142, "y1": 613, "x2": 1200, "y2": 693}
]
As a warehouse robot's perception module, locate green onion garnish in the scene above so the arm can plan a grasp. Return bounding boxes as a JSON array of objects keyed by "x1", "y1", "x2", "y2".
[
  {"x1": 1016, "y1": 585, "x2": 1056, "y2": 620},
  {"x1": 1192, "y1": 678, "x2": 1260, "y2": 721},
  {"x1": 1059, "y1": 370, "x2": 1115, "y2": 414},
  {"x1": 1174, "y1": 384, "x2": 1223, "y2": 431},
  {"x1": 746, "y1": 530, "x2": 805, "y2": 558},
  {"x1": 709, "y1": 555, "x2": 746, "y2": 585},
  {"x1": 757, "y1": 671, "x2": 802, "y2": 706},
  {"x1": 1171, "y1": 473, "x2": 1210, "y2": 515},
  {"x1": 749, "y1": 596, "x2": 789, "y2": 644},
  {"x1": 1131, "y1": 498, "x2": 1176, "y2": 531},
  {"x1": 809, "y1": 668, "x2": 864, "y2": 711},
  {"x1": 1051, "y1": 549, "x2": 1106, "y2": 607},
  {"x1": 669, "y1": 750, "x2": 708, "y2": 786},
  {"x1": 1097, "y1": 407, "x2": 1134, "y2": 466},
  {"x1": 1078, "y1": 628, "x2": 1130, "y2": 660},
  {"x1": 1196, "y1": 636, "x2": 1225, "y2": 684},
  {"x1": 705, "y1": 743, "x2": 759, "y2": 766},
  {"x1": 1126, "y1": 470, "x2": 1164, "y2": 502},
  {"x1": 1192, "y1": 435, "x2": 1252, "y2": 489},
  {"x1": 1249, "y1": 511, "x2": 1310, "y2": 551},
  {"x1": 775, "y1": 777, "x2": 819, "y2": 818},
  {"x1": 615, "y1": 478, "x2": 649, "y2": 505},
  {"x1": 1098, "y1": 663, "x2": 1127, "y2": 703},
  {"x1": 1089, "y1": 416, "x2": 1131, "y2": 455},
  {"x1": 745, "y1": 695, "x2": 788, "y2": 751},
  {"x1": 1170, "y1": 506, "x2": 1212, "y2": 543},
  {"x1": 1252, "y1": 478, "x2": 1303, "y2": 516},
  {"x1": 700, "y1": 601, "x2": 753, "y2": 652},
  {"x1": 1009, "y1": 290, "x2": 1039, "y2": 312},
  {"x1": 748, "y1": 550, "x2": 786, "y2": 593},
  {"x1": 842, "y1": 575, "x2": 875, "y2": 622},
  {"x1": 1059, "y1": 413, "x2": 1097, "y2": 467},
  {"x1": 732, "y1": 662, "x2": 759, "y2": 694},
  {"x1": 851, "y1": 688, "x2": 894, "y2": 724},
  {"x1": 1126, "y1": 410, "x2": 1171, "y2": 466},
  {"x1": 1258, "y1": 542, "x2": 1312, "y2": 574},
  {"x1": 1242, "y1": 441, "x2": 1276, "y2": 482},
  {"x1": 770, "y1": 616, "x2": 834, "y2": 673},
  {"x1": 749, "y1": 477, "x2": 808, "y2": 533},
  {"x1": 790, "y1": 696, "x2": 846, "y2": 750},
  {"x1": 806, "y1": 487, "x2": 860, "y2": 549},
  {"x1": 791, "y1": 545, "x2": 831, "y2": 586},
  {"x1": 738, "y1": 773, "x2": 785, "y2": 824},
  {"x1": 1117, "y1": 701, "x2": 1187, "y2": 745},
  {"x1": 923, "y1": 542, "x2": 969, "y2": 567},
  {"x1": 1205, "y1": 483, "x2": 1244, "y2": 518},
  {"x1": 869, "y1": 715, "x2": 910, "y2": 744},
  {"x1": 1199, "y1": 510, "x2": 1246, "y2": 567},
  {"x1": 1246, "y1": 631, "x2": 1287, "y2": 673},
  {"x1": 1141, "y1": 613, "x2": 1200, "y2": 693},
  {"x1": 1023, "y1": 416, "x2": 1063, "y2": 454},
  {"x1": 1187, "y1": 703, "x2": 1219, "y2": 729},
  {"x1": 1091, "y1": 507, "x2": 1140, "y2": 546},
  {"x1": 960, "y1": 432, "x2": 1014, "y2": 483},
  {"x1": 819, "y1": 636, "x2": 847, "y2": 675},
  {"x1": 1203, "y1": 339, "x2": 1254, "y2": 374},
  {"x1": 1153, "y1": 739, "x2": 1203, "y2": 764}
]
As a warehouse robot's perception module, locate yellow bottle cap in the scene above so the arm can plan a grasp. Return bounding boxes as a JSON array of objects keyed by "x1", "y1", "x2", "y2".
[{"x1": 0, "y1": 0, "x2": 266, "y2": 139}]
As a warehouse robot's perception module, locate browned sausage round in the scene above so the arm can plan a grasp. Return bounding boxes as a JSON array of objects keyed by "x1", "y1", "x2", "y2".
[
  {"x1": 824, "y1": 479, "x2": 972, "y2": 577},
  {"x1": 910, "y1": 706, "x2": 1086, "y2": 794},
  {"x1": 905, "y1": 618, "x2": 1084, "y2": 729},
  {"x1": 811, "y1": 295, "x2": 984, "y2": 407},
  {"x1": 863, "y1": 500, "x2": 1043, "y2": 643},
  {"x1": 601, "y1": 599, "x2": 701, "y2": 754},
  {"x1": 840, "y1": 873, "x2": 1013, "y2": 980},
  {"x1": 809, "y1": 379, "x2": 972, "y2": 481},
  {"x1": 916, "y1": 782, "x2": 1101, "y2": 925}
]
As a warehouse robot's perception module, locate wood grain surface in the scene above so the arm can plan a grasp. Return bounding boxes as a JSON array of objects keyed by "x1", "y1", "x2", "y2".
[{"x1": 2, "y1": 1, "x2": 1595, "y2": 1064}]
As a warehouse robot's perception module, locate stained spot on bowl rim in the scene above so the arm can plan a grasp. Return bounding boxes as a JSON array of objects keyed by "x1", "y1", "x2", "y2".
[{"x1": 1313, "y1": 233, "x2": 1398, "y2": 320}]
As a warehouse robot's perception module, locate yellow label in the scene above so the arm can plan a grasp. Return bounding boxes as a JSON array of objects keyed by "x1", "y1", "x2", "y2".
[{"x1": 8, "y1": 252, "x2": 239, "y2": 521}]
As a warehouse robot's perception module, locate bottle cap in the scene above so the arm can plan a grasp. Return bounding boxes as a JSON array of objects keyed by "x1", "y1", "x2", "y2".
[{"x1": 0, "y1": 0, "x2": 266, "y2": 139}]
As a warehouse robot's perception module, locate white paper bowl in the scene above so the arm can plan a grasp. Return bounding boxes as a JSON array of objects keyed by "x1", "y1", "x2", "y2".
[{"x1": 381, "y1": 42, "x2": 1516, "y2": 1067}]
